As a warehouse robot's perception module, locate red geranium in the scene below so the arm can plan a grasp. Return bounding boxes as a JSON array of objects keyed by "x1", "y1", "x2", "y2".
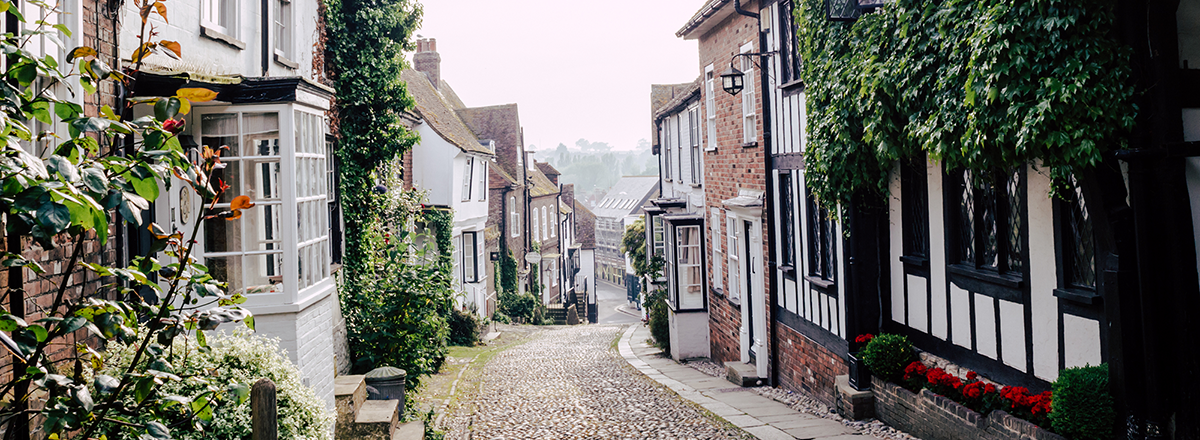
[{"x1": 855, "y1": 334, "x2": 875, "y2": 344}]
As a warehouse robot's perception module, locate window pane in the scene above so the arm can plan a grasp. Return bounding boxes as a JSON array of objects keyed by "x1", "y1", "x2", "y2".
[
  {"x1": 242, "y1": 113, "x2": 280, "y2": 157},
  {"x1": 958, "y1": 169, "x2": 976, "y2": 265},
  {"x1": 205, "y1": 213, "x2": 242, "y2": 253},
  {"x1": 248, "y1": 160, "x2": 282, "y2": 202},
  {"x1": 1005, "y1": 168, "x2": 1023, "y2": 273},
  {"x1": 901, "y1": 158, "x2": 929, "y2": 258},
  {"x1": 210, "y1": 160, "x2": 242, "y2": 204},
  {"x1": 244, "y1": 203, "x2": 282, "y2": 252},
  {"x1": 1065, "y1": 182, "x2": 1095, "y2": 288},
  {"x1": 780, "y1": 172, "x2": 795, "y2": 266}
]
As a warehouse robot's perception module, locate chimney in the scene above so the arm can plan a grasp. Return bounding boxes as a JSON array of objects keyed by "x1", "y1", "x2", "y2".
[
  {"x1": 527, "y1": 152, "x2": 537, "y2": 171},
  {"x1": 414, "y1": 38, "x2": 441, "y2": 89}
]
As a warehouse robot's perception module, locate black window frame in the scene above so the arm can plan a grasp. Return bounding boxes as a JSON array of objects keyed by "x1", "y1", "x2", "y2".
[
  {"x1": 779, "y1": 171, "x2": 797, "y2": 276},
  {"x1": 326, "y1": 134, "x2": 343, "y2": 265},
  {"x1": 778, "y1": 0, "x2": 804, "y2": 86},
  {"x1": 900, "y1": 156, "x2": 930, "y2": 271},
  {"x1": 1053, "y1": 177, "x2": 1099, "y2": 304},
  {"x1": 944, "y1": 166, "x2": 1028, "y2": 301},
  {"x1": 805, "y1": 189, "x2": 836, "y2": 289},
  {"x1": 668, "y1": 219, "x2": 707, "y2": 312}
]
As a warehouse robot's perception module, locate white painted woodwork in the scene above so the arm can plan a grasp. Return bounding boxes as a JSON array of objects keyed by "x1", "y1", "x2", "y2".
[
  {"x1": 1063, "y1": 314, "x2": 1103, "y2": 369},
  {"x1": 975, "y1": 293, "x2": 998, "y2": 359},
  {"x1": 999, "y1": 299, "x2": 1026, "y2": 371}
]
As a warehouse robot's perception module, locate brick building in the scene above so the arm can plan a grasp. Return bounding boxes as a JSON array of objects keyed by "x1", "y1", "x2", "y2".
[{"x1": 675, "y1": 0, "x2": 772, "y2": 382}]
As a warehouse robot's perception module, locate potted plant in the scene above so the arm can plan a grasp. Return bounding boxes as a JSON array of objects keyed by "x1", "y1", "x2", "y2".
[{"x1": 848, "y1": 334, "x2": 875, "y2": 390}]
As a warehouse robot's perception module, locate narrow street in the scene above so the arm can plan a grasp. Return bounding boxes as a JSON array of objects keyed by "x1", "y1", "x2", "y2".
[
  {"x1": 440, "y1": 325, "x2": 752, "y2": 439},
  {"x1": 596, "y1": 280, "x2": 641, "y2": 324}
]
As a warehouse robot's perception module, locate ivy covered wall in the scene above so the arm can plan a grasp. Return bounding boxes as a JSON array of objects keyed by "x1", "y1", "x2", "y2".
[{"x1": 797, "y1": 0, "x2": 1136, "y2": 204}]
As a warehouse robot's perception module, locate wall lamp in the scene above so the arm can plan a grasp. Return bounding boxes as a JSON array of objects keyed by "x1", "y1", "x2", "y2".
[{"x1": 721, "y1": 51, "x2": 777, "y2": 96}]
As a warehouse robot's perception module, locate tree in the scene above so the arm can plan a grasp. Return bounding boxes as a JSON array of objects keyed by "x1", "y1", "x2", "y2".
[{"x1": 0, "y1": 1, "x2": 260, "y2": 438}]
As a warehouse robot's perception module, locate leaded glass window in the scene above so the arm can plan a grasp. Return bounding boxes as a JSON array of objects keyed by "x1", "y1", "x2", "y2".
[
  {"x1": 901, "y1": 157, "x2": 929, "y2": 259},
  {"x1": 806, "y1": 191, "x2": 836, "y2": 282},
  {"x1": 949, "y1": 167, "x2": 1024, "y2": 276}
]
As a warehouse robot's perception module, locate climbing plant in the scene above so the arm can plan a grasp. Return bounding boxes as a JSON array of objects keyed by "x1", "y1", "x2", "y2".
[{"x1": 797, "y1": 0, "x2": 1135, "y2": 205}]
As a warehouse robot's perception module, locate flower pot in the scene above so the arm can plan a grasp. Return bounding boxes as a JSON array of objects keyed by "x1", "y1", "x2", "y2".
[{"x1": 848, "y1": 352, "x2": 871, "y2": 391}]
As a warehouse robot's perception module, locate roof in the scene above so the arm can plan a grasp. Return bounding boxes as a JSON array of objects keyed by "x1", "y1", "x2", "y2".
[
  {"x1": 593, "y1": 176, "x2": 660, "y2": 219},
  {"x1": 574, "y1": 201, "x2": 596, "y2": 249},
  {"x1": 489, "y1": 162, "x2": 517, "y2": 187},
  {"x1": 401, "y1": 69, "x2": 494, "y2": 157},
  {"x1": 560, "y1": 199, "x2": 573, "y2": 215},
  {"x1": 650, "y1": 82, "x2": 700, "y2": 145},
  {"x1": 653, "y1": 77, "x2": 703, "y2": 122},
  {"x1": 439, "y1": 80, "x2": 467, "y2": 109},
  {"x1": 527, "y1": 164, "x2": 559, "y2": 197},
  {"x1": 456, "y1": 104, "x2": 524, "y2": 179},
  {"x1": 536, "y1": 161, "x2": 561, "y2": 176},
  {"x1": 677, "y1": 0, "x2": 739, "y2": 40}
]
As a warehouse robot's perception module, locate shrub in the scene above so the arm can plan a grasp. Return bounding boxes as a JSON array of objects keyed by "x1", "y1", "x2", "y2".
[
  {"x1": 1051, "y1": 364, "x2": 1113, "y2": 440},
  {"x1": 449, "y1": 308, "x2": 481, "y2": 346},
  {"x1": 647, "y1": 288, "x2": 670, "y2": 354},
  {"x1": 860, "y1": 333, "x2": 917, "y2": 382},
  {"x1": 492, "y1": 311, "x2": 512, "y2": 324},
  {"x1": 96, "y1": 331, "x2": 332, "y2": 440}
]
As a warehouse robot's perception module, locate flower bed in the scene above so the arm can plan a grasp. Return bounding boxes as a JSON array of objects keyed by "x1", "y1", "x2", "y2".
[
  {"x1": 872, "y1": 375, "x2": 1064, "y2": 440},
  {"x1": 903, "y1": 361, "x2": 1052, "y2": 427}
]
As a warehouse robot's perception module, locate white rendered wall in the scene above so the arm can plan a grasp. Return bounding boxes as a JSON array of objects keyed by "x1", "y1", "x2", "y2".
[
  {"x1": 251, "y1": 293, "x2": 337, "y2": 411},
  {"x1": 668, "y1": 309, "x2": 711, "y2": 360},
  {"x1": 1027, "y1": 162, "x2": 1062, "y2": 380},
  {"x1": 411, "y1": 124, "x2": 457, "y2": 206}
]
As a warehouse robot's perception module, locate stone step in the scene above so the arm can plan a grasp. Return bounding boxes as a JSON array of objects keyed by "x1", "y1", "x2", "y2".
[
  {"x1": 347, "y1": 399, "x2": 400, "y2": 440},
  {"x1": 334, "y1": 375, "x2": 367, "y2": 428},
  {"x1": 393, "y1": 420, "x2": 425, "y2": 440},
  {"x1": 724, "y1": 361, "x2": 764, "y2": 387}
]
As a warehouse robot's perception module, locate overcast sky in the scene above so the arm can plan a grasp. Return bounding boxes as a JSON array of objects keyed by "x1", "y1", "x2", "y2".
[{"x1": 415, "y1": 0, "x2": 702, "y2": 153}]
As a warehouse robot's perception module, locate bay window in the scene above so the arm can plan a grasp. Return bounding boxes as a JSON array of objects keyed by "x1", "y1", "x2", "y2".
[
  {"x1": 185, "y1": 105, "x2": 332, "y2": 305},
  {"x1": 671, "y1": 223, "x2": 705, "y2": 311}
]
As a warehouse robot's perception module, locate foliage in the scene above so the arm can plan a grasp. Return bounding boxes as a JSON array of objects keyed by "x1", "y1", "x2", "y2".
[
  {"x1": 97, "y1": 331, "x2": 332, "y2": 440},
  {"x1": 1051, "y1": 364, "x2": 1113, "y2": 440},
  {"x1": 492, "y1": 311, "x2": 512, "y2": 324},
  {"x1": 622, "y1": 217, "x2": 668, "y2": 350},
  {"x1": 0, "y1": 2, "x2": 266, "y2": 437},
  {"x1": 796, "y1": 0, "x2": 1135, "y2": 206},
  {"x1": 860, "y1": 333, "x2": 916, "y2": 382},
  {"x1": 902, "y1": 361, "x2": 1052, "y2": 427},
  {"x1": 497, "y1": 290, "x2": 547, "y2": 325},
  {"x1": 646, "y1": 288, "x2": 670, "y2": 354},
  {"x1": 529, "y1": 263, "x2": 542, "y2": 296},
  {"x1": 499, "y1": 251, "x2": 519, "y2": 294},
  {"x1": 621, "y1": 217, "x2": 648, "y2": 277},
  {"x1": 339, "y1": 206, "x2": 455, "y2": 390},
  {"x1": 448, "y1": 308, "x2": 481, "y2": 346}
]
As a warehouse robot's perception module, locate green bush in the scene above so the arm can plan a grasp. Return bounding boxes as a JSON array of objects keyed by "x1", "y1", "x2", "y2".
[
  {"x1": 498, "y1": 290, "x2": 546, "y2": 325},
  {"x1": 96, "y1": 331, "x2": 332, "y2": 440},
  {"x1": 449, "y1": 308, "x2": 481, "y2": 346},
  {"x1": 861, "y1": 333, "x2": 917, "y2": 382},
  {"x1": 1051, "y1": 364, "x2": 1113, "y2": 440},
  {"x1": 647, "y1": 288, "x2": 670, "y2": 354}
]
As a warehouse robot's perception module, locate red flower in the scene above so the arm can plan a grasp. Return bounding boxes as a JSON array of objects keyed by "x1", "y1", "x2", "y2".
[
  {"x1": 984, "y1": 384, "x2": 997, "y2": 394},
  {"x1": 162, "y1": 118, "x2": 185, "y2": 133},
  {"x1": 966, "y1": 371, "x2": 978, "y2": 381},
  {"x1": 963, "y1": 382, "x2": 984, "y2": 399},
  {"x1": 904, "y1": 361, "x2": 928, "y2": 381},
  {"x1": 855, "y1": 334, "x2": 875, "y2": 344}
]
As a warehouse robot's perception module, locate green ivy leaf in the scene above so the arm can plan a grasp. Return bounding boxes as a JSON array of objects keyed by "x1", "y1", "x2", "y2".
[
  {"x1": 93, "y1": 374, "x2": 120, "y2": 395},
  {"x1": 36, "y1": 201, "x2": 71, "y2": 234}
]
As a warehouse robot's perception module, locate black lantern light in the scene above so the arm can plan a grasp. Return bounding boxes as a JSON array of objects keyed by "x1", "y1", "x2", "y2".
[{"x1": 721, "y1": 66, "x2": 745, "y2": 96}]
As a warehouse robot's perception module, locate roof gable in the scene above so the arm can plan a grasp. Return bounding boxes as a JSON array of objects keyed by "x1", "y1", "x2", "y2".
[{"x1": 402, "y1": 69, "x2": 494, "y2": 157}]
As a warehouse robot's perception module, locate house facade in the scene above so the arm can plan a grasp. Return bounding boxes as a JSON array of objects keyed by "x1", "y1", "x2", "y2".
[
  {"x1": 401, "y1": 41, "x2": 495, "y2": 317},
  {"x1": 593, "y1": 176, "x2": 659, "y2": 298},
  {"x1": 125, "y1": 0, "x2": 343, "y2": 409},
  {"x1": 675, "y1": 0, "x2": 773, "y2": 381}
]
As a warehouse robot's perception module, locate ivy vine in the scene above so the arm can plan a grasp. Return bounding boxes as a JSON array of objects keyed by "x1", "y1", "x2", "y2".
[{"x1": 797, "y1": 0, "x2": 1136, "y2": 205}]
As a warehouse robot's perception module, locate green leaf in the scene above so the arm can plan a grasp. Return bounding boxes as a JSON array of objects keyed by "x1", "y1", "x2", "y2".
[
  {"x1": 58, "y1": 316, "x2": 87, "y2": 334},
  {"x1": 71, "y1": 385, "x2": 94, "y2": 411},
  {"x1": 243, "y1": 315, "x2": 255, "y2": 331},
  {"x1": 153, "y1": 98, "x2": 181, "y2": 121},
  {"x1": 82, "y1": 166, "x2": 108, "y2": 193},
  {"x1": 93, "y1": 375, "x2": 120, "y2": 395},
  {"x1": 12, "y1": 63, "x2": 35, "y2": 87},
  {"x1": 37, "y1": 201, "x2": 71, "y2": 234},
  {"x1": 228, "y1": 382, "x2": 250, "y2": 405},
  {"x1": 0, "y1": 314, "x2": 28, "y2": 331},
  {"x1": 143, "y1": 421, "x2": 171, "y2": 439},
  {"x1": 129, "y1": 165, "x2": 160, "y2": 201},
  {"x1": 134, "y1": 377, "x2": 154, "y2": 404},
  {"x1": 47, "y1": 155, "x2": 79, "y2": 182}
]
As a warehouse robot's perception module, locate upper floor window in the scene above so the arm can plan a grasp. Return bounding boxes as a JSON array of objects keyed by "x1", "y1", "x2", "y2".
[
  {"x1": 740, "y1": 42, "x2": 756, "y2": 145},
  {"x1": 509, "y1": 196, "x2": 520, "y2": 237},
  {"x1": 705, "y1": 65, "x2": 717, "y2": 151},
  {"x1": 662, "y1": 120, "x2": 672, "y2": 180},
  {"x1": 947, "y1": 167, "x2": 1025, "y2": 277},
  {"x1": 273, "y1": 0, "x2": 292, "y2": 60},
  {"x1": 203, "y1": 0, "x2": 238, "y2": 37},
  {"x1": 462, "y1": 157, "x2": 474, "y2": 201},
  {"x1": 778, "y1": 0, "x2": 803, "y2": 84},
  {"x1": 542, "y1": 206, "x2": 549, "y2": 241},
  {"x1": 672, "y1": 224, "x2": 705, "y2": 311},
  {"x1": 710, "y1": 209, "x2": 723, "y2": 292},
  {"x1": 651, "y1": 215, "x2": 665, "y2": 258},
  {"x1": 675, "y1": 114, "x2": 684, "y2": 182},
  {"x1": 532, "y1": 206, "x2": 540, "y2": 241},
  {"x1": 689, "y1": 106, "x2": 701, "y2": 184}
]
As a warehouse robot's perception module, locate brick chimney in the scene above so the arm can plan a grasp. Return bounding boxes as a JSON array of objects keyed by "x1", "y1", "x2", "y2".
[{"x1": 414, "y1": 38, "x2": 441, "y2": 89}]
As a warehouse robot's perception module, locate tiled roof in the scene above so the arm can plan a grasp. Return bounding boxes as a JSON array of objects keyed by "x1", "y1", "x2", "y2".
[
  {"x1": 652, "y1": 77, "x2": 703, "y2": 122},
  {"x1": 456, "y1": 105, "x2": 524, "y2": 180},
  {"x1": 650, "y1": 81, "x2": 701, "y2": 144},
  {"x1": 401, "y1": 69, "x2": 494, "y2": 157},
  {"x1": 574, "y1": 201, "x2": 596, "y2": 249},
  {"x1": 593, "y1": 176, "x2": 659, "y2": 219},
  {"x1": 489, "y1": 162, "x2": 517, "y2": 187},
  {"x1": 677, "y1": 0, "x2": 737, "y2": 39},
  {"x1": 536, "y1": 161, "x2": 561, "y2": 176},
  {"x1": 440, "y1": 80, "x2": 467, "y2": 109},
  {"x1": 527, "y1": 164, "x2": 558, "y2": 197}
]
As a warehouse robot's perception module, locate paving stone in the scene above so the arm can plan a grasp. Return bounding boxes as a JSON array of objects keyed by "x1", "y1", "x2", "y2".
[{"x1": 745, "y1": 425, "x2": 796, "y2": 440}]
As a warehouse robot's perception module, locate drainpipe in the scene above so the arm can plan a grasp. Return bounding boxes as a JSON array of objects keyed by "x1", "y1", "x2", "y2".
[
  {"x1": 734, "y1": 1, "x2": 777, "y2": 387},
  {"x1": 261, "y1": 0, "x2": 270, "y2": 75}
]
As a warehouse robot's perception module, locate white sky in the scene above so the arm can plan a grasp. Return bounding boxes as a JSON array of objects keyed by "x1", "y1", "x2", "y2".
[{"x1": 416, "y1": 0, "x2": 702, "y2": 153}]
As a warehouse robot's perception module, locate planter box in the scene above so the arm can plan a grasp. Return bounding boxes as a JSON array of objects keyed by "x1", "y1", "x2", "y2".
[{"x1": 871, "y1": 376, "x2": 1064, "y2": 440}]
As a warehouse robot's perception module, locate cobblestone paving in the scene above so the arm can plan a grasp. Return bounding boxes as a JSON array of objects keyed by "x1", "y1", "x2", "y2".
[{"x1": 444, "y1": 325, "x2": 753, "y2": 439}]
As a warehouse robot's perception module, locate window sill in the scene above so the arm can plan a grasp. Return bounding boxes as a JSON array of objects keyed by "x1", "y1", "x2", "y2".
[
  {"x1": 803, "y1": 274, "x2": 835, "y2": 291},
  {"x1": 946, "y1": 264, "x2": 1024, "y2": 302},
  {"x1": 201, "y1": 26, "x2": 246, "y2": 50},
  {"x1": 1054, "y1": 287, "x2": 1100, "y2": 306},
  {"x1": 705, "y1": 147, "x2": 718, "y2": 153},
  {"x1": 689, "y1": 183, "x2": 702, "y2": 188},
  {"x1": 274, "y1": 52, "x2": 299, "y2": 69},
  {"x1": 711, "y1": 286, "x2": 725, "y2": 296},
  {"x1": 899, "y1": 255, "x2": 929, "y2": 269},
  {"x1": 779, "y1": 78, "x2": 806, "y2": 91},
  {"x1": 742, "y1": 142, "x2": 759, "y2": 148}
]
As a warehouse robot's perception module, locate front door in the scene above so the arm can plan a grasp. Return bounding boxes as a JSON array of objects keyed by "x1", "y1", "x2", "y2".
[{"x1": 745, "y1": 220, "x2": 756, "y2": 363}]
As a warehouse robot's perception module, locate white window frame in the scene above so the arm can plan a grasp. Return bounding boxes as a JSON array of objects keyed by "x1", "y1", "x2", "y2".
[
  {"x1": 183, "y1": 104, "x2": 333, "y2": 309},
  {"x1": 542, "y1": 206, "x2": 549, "y2": 241},
  {"x1": 532, "y1": 206, "x2": 540, "y2": 241},
  {"x1": 727, "y1": 212, "x2": 741, "y2": 303},
  {"x1": 740, "y1": 42, "x2": 757, "y2": 145},
  {"x1": 663, "y1": 120, "x2": 673, "y2": 180},
  {"x1": 202, "y1": 0, "x2": 238, "y2": 37},
  {"x1": 476, "y1": 162, "x2": 487, "y2": 201},
  {"x1": 462, "y1": 157, "x2": 473, "y2": 201},
  {"x1": 673, "y1": 224, "x2": 705, "y2": 311},
  {"x1": 705, "y1": 64, "x2": 717, "y2": 151},
  {"x1": 510, "y1": 196, "x2": 520, "y2": 237},
  {"x1": 711, "y1": 209, "x2": 723, "y2": 292},
  {"x1": 463, "y1": 231, "x2": 478, "y2": 283},
  {"x1": 549, "y1": 206, "x2": 556, "y2": 238},
  {"x1": 689, "y1": 105, "x2": 701, "y2": 184},
  {"x1": 273, "y1": 0, "x2": 292, "y2": 60}
]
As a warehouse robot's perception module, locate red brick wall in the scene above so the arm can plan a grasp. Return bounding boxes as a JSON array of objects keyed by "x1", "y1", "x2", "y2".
[
  {"x1": 776, "y1": 323, "x2": 848, "y2": 406},
  {"x1": 696, "y1": 0, "x2": 773, "y2": 374}
]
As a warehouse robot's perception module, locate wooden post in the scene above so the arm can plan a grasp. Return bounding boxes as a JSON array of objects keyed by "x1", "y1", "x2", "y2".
[{"x1": 251, "y1": 378, "x2": 278, "y2": 440}]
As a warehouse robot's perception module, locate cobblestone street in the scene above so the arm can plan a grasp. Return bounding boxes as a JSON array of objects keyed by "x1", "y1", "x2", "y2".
[{"x1": 441, "y1": 325, "x2": 753, "y2": 439}]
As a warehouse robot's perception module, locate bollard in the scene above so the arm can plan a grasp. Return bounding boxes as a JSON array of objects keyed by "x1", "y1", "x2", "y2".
[{"x1": 251, "y1": 378, "x2": 278, "y2": 440}]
